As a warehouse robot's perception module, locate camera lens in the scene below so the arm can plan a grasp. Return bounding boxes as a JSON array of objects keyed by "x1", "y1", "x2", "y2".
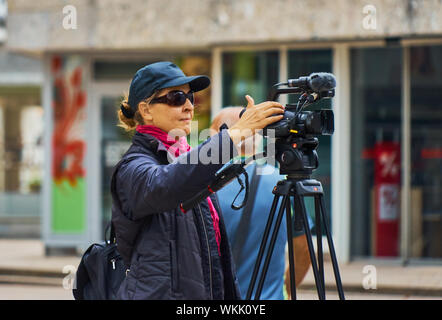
[{"x1": 304, "y1": 110, "x2": 334, "y2": 135}]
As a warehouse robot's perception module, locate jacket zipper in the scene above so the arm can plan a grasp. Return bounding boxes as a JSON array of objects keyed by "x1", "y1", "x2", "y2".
[{"x1": 197, "y1": 204, "x2": 213, "y2": 299}]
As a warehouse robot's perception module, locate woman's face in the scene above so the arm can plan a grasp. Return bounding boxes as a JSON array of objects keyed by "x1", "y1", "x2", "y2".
[{"x1": 139, "y1": 84, "x2": 194, "y2": 137}]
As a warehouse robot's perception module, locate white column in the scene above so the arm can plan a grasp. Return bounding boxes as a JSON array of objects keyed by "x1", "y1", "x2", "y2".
[
  {"x1": 401, "y1": 46, "x2": 411, "y2": 261},
  {"x1": 331, "y1": 44, "x2": 351, "y2": 264},
  {"x1": 41, "y1": 54, "x2": 53, "y2": 248},
  {"x1": 278, "y1": 46, "x2": 288, "y2": 106},
  {"x1": 211, "y1": 47, "x2": 223, "y2": 120},
  {"x1": 85, "y1": 56, "x2": 102, "y2": 246}
]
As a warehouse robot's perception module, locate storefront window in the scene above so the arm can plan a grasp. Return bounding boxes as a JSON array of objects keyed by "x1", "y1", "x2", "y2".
[
  {"x1": 94, "y1": 61, "x2": 161, "y2": 80},
  {"x1": 350, "y1": 47, "x2": 402, "y2": 257},
  {"x1": 100, "y1": 95, "x2": 131, "y2": 231},
  {"x1": 0, "y1": 88, "x2": 43, "y2": 237},
  {"x1": 176, "y1": 56, "x2": 212, "y2": 137},
  {"x1": 222, "y1": 51, "x2": 279, "y2": 107},
  {"x1": 410, "y1": 45, "x2": 442, "y2": 259}
]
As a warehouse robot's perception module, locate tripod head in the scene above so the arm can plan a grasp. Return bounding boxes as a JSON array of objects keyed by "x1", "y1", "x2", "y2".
[{"x1": 276, "y1": 135, "x2": 319, "y2": 176}]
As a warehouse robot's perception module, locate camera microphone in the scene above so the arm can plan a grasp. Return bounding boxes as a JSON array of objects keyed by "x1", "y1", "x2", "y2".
[
  {"x1": 240, "y1": 73, "x2": 336, "y2": 118},
  {"x1": 287, "y1": 72, "x2": 336, "y2": 93}
]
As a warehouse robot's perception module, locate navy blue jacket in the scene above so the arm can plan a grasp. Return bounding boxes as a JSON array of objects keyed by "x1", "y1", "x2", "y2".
[{"x1": 111, "y1": 130, "x2": 241, "y2": 300}]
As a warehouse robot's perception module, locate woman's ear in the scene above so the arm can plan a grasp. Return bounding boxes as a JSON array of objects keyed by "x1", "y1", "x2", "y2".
[{"x1": 139, "y1": 101, "x2": 154, "y2": 122}]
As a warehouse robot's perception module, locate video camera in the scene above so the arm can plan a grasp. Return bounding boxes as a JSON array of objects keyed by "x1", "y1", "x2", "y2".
[
  {"x1": 249, "y1": 72, "x2": 336, "y2": 175},
  {"x1": 180, "y1": 72, "x2": 336, "y2": 211}
]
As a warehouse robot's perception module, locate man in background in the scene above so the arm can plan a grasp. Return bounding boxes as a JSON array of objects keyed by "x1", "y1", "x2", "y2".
[{"x1": 211, "y1": 107, "x2": 312, "y2": 300}]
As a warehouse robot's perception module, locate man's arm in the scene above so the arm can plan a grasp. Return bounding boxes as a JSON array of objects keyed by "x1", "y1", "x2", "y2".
[{"x1": 284, "y1": 234, "x2": 311, "y2": 299}]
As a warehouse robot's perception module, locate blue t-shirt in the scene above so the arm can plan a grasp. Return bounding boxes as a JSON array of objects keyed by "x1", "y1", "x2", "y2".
[{"x1": 217, "y1": 162, "x2": 312, "y2": 300}]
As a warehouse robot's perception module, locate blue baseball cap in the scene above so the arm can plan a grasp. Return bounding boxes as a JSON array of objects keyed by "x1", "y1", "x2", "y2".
[{"x1": 122, "y1": 61, "x2": 210, "y2": 118}]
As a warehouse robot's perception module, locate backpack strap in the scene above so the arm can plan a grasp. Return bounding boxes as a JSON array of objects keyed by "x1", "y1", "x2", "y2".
[
  {"x1": 104, "y1": 221, "x2": 117, "y2": 244},
  {"x1": 109, "y1": 151, "x2": 149, "y2": 267},
  {"x1": 109, "y1": 151, "x2": 147, "y2": 224}
]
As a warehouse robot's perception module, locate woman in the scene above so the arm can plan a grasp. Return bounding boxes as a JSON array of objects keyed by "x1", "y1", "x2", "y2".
[{"x1": 112, "y1": 61, "x2": 284, "y2": 300}]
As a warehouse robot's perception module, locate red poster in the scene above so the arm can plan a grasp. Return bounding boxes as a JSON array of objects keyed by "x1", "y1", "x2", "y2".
[{"x1": 373, "y1": 142, "x2": 400, "y2": 256}]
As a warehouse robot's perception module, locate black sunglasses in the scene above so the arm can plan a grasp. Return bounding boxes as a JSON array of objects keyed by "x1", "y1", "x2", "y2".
[{"x1": 149, "y1": 90, "x2": 194, "y2": 106}]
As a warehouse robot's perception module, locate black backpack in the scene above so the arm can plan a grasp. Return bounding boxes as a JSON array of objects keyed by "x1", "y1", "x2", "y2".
[
  {"x1": 72, "y1": 223, "x2": 126, "y2": 300},
  {"x1": 73, "y1": 152, "x2": 144, "y2": 300}
]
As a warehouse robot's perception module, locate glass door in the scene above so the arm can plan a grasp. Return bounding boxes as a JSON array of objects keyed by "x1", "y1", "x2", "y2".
[
  {"x1": 410, "y1": 45, "x2": 442, "y2": 259},
  {"x1": 90, "y1": 81, "x2": 132, "y2": 241},
  {"x1": 350, "y1": 47, "x2": 402, "y2": 258},
  {"x1": 99, "y1": 94, "x2": 132, "y2": 234}
]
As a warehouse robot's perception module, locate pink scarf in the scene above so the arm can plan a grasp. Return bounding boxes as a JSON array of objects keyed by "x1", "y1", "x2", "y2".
[
  {"x1": 136, "y1": 125, "x2": 191, "y2": 157},
  {"x1": 136, "y1": 125, "x2": 221, "y2": 256}
]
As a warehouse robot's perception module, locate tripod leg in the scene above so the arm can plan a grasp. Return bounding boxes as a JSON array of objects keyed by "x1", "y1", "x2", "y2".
[
  {"x1": 254, "y1": 195, "x2": 288, "y2": 300},
  {"x1": 295, "y1": 195, "x2": 326, "y2": 300},
  {"x1": 314, "y1": 196, "x2": 325, "y2": 298},
  {"x1": 246, "y1": 195, "x2": 280, "y2": 300},
  {"x1": 285, "y1": 195, "x2": 296, "y2": 300},
  {"x1": 318, "y1": 195, "x2": 345, "y2": 300}
]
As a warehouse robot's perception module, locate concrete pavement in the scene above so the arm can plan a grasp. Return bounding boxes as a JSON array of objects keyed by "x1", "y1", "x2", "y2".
[
  {"x1": 298, "y1": 258, "x2": 442, "y2": 297},
  {"x1": 0, "y1": 239, "x2": 80, "y2": 287},
  {"x1": 0, "y1": 239, "x2": 441, "y2": 299}
]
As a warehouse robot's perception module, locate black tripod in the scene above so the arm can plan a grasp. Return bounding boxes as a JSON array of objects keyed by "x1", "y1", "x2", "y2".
[{"x1": 246, "y1": 175, "x2": 345, "y2": 300}]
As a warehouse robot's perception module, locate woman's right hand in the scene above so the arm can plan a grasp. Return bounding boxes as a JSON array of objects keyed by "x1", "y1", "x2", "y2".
[{"x1": 227, "y1": 95, "x2": 285, "y2": 146}]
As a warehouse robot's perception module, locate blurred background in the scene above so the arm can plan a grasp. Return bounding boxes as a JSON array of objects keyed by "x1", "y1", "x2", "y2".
[{"x1": 0, "y1": 0, "x2": 441, "y2": 299}]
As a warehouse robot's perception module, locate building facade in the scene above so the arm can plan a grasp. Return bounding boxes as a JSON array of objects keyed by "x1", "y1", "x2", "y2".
[{"x1": 5, "y1": 0, "x2": 442, "y2": 263}]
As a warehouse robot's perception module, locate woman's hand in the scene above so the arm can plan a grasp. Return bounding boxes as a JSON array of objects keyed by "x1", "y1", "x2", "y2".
[{"x1": 227, "y1": 95, "x2": 284, "y2": 146}]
